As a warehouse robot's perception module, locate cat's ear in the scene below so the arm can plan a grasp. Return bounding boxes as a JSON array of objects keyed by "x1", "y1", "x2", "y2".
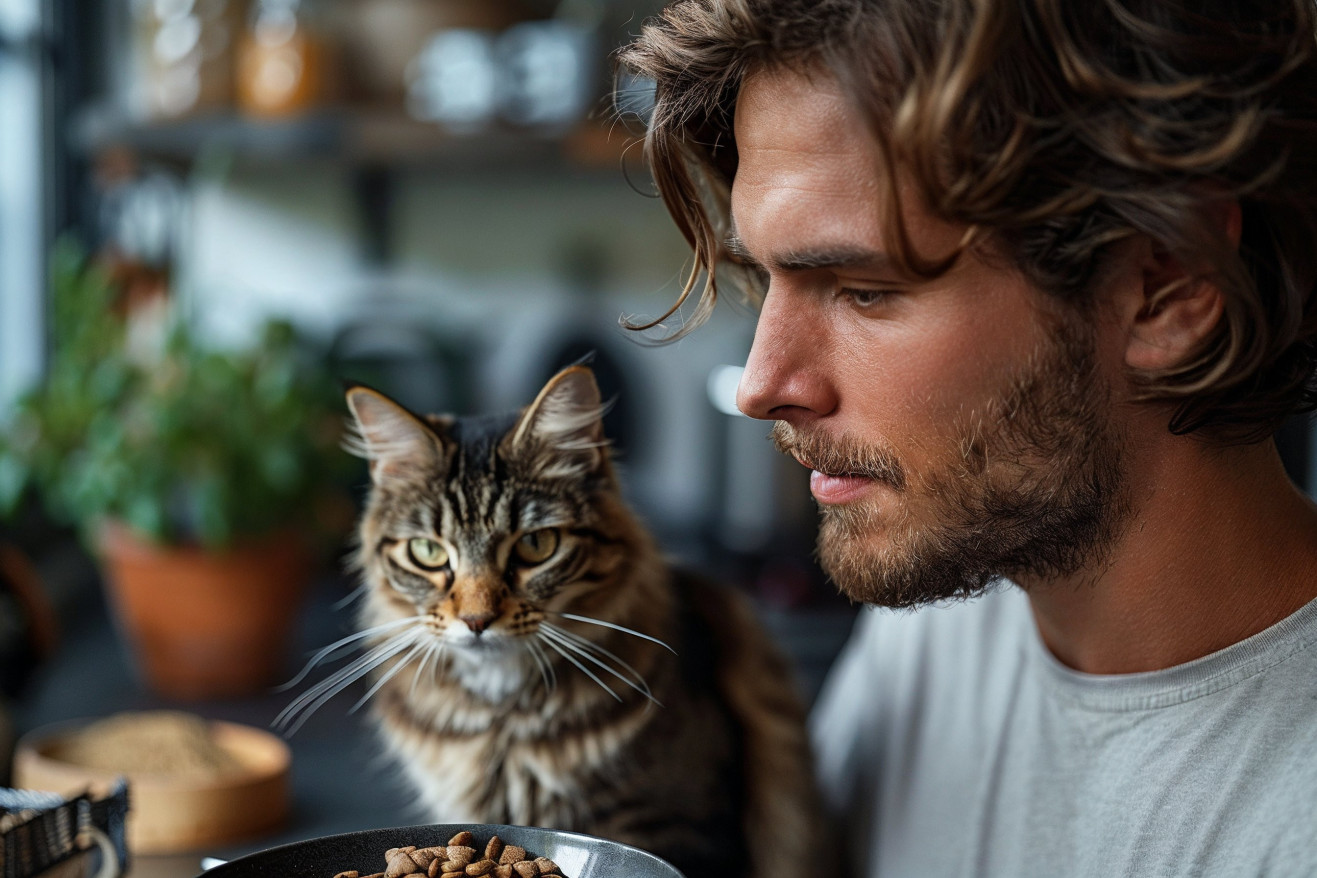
[
  {"x1": 344, "y1": 385, "x2": 448, "y2": 483},
  {"x1": 504, "y1": 366, "x2": 608, "y2": 478}
]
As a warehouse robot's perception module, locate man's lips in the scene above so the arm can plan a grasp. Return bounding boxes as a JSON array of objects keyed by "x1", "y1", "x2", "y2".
[
  {"x1": 794, "y1": 455, "x2": 879, "y2": 505},
  {"x1": 809, "y1": 470, "x2": 878, "y2": 504}
]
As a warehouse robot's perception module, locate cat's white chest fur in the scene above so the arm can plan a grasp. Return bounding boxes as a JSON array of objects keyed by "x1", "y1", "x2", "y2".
[
  {"x1": 448, "y1": 648, "x2": 530, "y2": 702},
  {"x1": 382, "y1": 702, "x2": 580, "y2": 826},
  {"x1": 392, "y1": 733, "x2": 491, "y2": 822}
]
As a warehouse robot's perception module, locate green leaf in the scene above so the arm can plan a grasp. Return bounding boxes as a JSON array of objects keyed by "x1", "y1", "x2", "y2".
[
  {"x1": 123, "y1": 493, "x2": 166, "y2": 543},
  {"x1": 10, "y1": 238, "x2": 351, "y2": 552},
  {"x1": 0, "y1": 453, "x2": 30, "y2": 518},
  {"x1": 190, "y1": 476, "x2": 231, "y2": 549}
]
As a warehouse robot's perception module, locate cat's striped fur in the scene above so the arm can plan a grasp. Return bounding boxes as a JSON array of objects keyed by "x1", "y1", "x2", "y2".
[{"x1": 342, "y1": 366, "x2": 828, "y2": 878}]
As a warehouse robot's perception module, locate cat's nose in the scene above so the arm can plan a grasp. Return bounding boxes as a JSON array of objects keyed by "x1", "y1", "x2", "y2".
[{"x1": 460, "y1": 613, "x2": 497, "y2": 635}]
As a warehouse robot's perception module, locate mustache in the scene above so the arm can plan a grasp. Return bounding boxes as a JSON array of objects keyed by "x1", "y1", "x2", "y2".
[{"x1": 770, "y1": 422, "x2": 907, "y2": 491}]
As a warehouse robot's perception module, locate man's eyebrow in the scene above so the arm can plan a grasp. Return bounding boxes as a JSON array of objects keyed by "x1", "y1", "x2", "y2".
[
  {"x1": 777, "y1": 246, "x2": 894, "y2": 273},
  {"x1": 724, "y1": 233, "x2": 761, "y2": 267},
  {"x1": 724, "y1": 233, "x2": 892, "y2": 273}
]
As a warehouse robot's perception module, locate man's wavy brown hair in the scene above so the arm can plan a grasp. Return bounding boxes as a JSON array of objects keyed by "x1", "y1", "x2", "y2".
[{"x1": 616, "y1": 0, "x2": 1317, "y2": 442}]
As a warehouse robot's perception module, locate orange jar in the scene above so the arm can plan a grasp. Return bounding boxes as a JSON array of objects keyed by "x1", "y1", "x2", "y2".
[{"x1": 236, "y1": 0, "x2": 330, "y2": 117}]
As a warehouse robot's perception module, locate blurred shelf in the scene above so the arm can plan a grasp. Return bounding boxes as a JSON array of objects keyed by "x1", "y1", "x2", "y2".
[
  {"x1": 70, "y1": 103, "x2": 640, "y2": 174},
  {"x1": 68, "y1": 103, "x2": 647, "y2": 266}
]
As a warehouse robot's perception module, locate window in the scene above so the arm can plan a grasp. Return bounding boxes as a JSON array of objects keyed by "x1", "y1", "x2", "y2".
[{"x1": 0, "y1": 0, "x2": 45, "y2": 417}]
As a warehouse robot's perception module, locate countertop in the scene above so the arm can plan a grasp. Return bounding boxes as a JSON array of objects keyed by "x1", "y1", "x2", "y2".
[{"x1": 10, "y1": 558, "x2": 856, "y2": 878}]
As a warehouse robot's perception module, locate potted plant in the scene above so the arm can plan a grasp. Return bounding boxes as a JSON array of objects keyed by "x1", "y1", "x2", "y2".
[{"x1": 0, "y1": 241, "x2": 352, "y2": 699}]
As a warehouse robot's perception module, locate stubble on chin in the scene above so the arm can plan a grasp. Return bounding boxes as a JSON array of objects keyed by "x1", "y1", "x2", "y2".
[{"x1": 776, "y1": 318, "x2": 1128, "y2": 609}]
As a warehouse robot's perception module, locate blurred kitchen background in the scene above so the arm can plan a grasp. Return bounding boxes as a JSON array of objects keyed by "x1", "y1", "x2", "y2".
[
  {"x1": 0, "y1": 1, "x2": 858, "y2": 873},
  {"x1": 4, "y1": 1, "x2": 1315, "y2": 874}
]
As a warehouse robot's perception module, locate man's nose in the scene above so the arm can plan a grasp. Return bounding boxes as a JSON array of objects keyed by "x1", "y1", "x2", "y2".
[{"x1": 736, "y1": 287, "x2": 836, "y2": 421}]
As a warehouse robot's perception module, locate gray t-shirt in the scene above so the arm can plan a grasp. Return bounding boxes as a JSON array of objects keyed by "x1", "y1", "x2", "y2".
[{"x1": 810, "y1": 584, "x2": 1317, "y2": 877}]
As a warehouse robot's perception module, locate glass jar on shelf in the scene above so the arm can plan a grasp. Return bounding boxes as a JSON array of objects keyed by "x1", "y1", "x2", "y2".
[
  {"x1": 235, "y1": 0, "x2": 334, "y2": 117},
  {"x1": 133, "y1": 0, "x2": 241, "y2": 118}
]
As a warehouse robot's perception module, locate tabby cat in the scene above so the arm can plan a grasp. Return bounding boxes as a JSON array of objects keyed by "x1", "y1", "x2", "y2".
[{"x1": 313, "y1": 366, "x2": 825, "y2": 878}]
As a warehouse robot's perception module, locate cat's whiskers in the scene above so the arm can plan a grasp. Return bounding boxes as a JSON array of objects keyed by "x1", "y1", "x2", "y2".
[
  {"x1": 524, "y1": 638, "x2": 556, "y2": 693},
  {"x1": 331, "y1": 582, "x2": 372, "y2": 612},
  {"x1": 540, "y1": 622, "x2": 657, "y2": 705},
  {"x1": 551, "y1": 612, "x2": 677, "y2": 654},
  {"x1": 275, "y1": 625, "x2": 426, "y2": 735},
  {"x1": 537, "y1": 632, "x2": 620, "y2": 702},
  {"x1": 352, "y1": 637, "x2": 431, "y2": 714},
  {"x1": 409, "y1": 639, "x2": 446, "y2": 702},
  {"x1": 275, "y1": 615, "x2": 427, "y2": 693},
  {"x1": 276, "y1": 631, "x2": 420, "y2": 734},
  {"x1": 538, "y1": 624, "x2": 661, "y2": 707}
]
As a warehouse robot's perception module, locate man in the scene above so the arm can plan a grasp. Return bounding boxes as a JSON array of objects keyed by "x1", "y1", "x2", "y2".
[{"x1": 619, "y1": 1, "x2": 1317, "y2": 875}]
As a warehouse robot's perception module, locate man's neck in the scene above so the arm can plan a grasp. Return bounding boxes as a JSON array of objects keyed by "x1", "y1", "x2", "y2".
[{"x1": 1021, "y1": 435, "x2": 1317, "y2": 675}]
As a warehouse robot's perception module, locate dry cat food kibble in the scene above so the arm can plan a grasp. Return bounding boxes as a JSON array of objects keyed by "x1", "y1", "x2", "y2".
[{"x1": 331, "y1": 831, "x2": 567, "y2": 878}]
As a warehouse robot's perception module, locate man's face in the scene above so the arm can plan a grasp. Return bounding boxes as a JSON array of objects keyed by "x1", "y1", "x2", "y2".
[{"x1": 731, "y1": 66, "x2": 1129, "y2": 606}]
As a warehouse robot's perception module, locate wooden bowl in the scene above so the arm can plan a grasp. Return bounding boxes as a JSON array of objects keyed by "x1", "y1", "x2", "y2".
[{"x1": 13, "y1": 717, "x2": 290, "y2": 855}]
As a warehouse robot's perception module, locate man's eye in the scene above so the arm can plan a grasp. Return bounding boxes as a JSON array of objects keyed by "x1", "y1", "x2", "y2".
[
  {"x1": 407, "y1": 538, "x2": 449, "y2": 570},
  {"x1": 843, "y1": 288, "x2": 890, "y2": 308}
]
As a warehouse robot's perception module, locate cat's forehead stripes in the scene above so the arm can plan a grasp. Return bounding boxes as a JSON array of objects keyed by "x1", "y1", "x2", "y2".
[
  {"x1": 514, "y1": 494, "x2": 582, "y2": 531},
  {"x1": 440, "y1": 460, "x2": 510, "y2": 529},
  {"x1": 437, "y1": 410, "x2": 591, "y2": 529},
  {"x1": 430, "y1": 412, "x2": 510, "y2": 531},
  {"x1": 405, "y1": 500, "x2": 437, "y2": 534},
  {"x1": 448, "y1": 411, "x2": 520, "y2": 449}
]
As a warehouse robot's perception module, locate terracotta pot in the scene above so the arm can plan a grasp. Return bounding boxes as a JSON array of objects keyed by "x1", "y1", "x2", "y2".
[{"x1": 96, "y1": 521, "x2": 311, "y2": 700}]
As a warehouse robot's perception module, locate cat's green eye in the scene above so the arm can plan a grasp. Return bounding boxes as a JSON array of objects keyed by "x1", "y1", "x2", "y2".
[
  {"x1": 407, "y1": 538, "x2": 449, "y2": 570},
  {"x1": 513, "y1": 528, "x2": 560, "y2": 565}
]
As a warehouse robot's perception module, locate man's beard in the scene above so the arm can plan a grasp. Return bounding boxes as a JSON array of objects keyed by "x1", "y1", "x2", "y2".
[{"x1": 772, "y1": 317, "x2": 1128, "y2": 608}]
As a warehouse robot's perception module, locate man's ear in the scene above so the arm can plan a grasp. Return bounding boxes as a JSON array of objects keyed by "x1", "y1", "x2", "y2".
[
  {"x1": 1122, "y1": 202, "x2": 1239, "y2": 373},
  {"x1": 344, "y1": 385, "x2": 448, "y2": 484}
]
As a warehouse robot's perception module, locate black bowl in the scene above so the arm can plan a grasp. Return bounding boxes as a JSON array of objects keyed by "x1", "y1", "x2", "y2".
[{"x1": 198, "y1": 823, "x2": 686, "y2": 877}]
